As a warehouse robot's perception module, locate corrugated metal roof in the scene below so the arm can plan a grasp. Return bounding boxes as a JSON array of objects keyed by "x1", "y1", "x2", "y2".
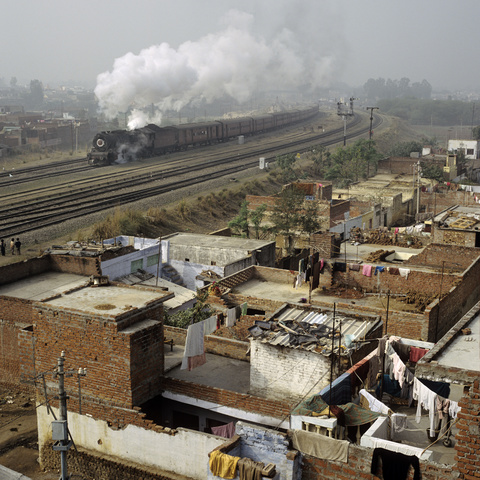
[{"x1": 253, "y1": 306, "x2": 379, "y2": 356}]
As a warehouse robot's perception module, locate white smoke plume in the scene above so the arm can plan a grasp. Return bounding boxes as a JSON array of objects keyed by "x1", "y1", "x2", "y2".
[{"x1": 95, "y1": 7, "x2": 340, "y2": 128}]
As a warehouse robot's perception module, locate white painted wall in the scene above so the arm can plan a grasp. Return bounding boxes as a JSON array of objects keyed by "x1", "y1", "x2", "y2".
[
  {"x1": 250, "y1": 342, "x2": 330, "y2": 402},
  {"x1": 170, "y1": 259, "x2": 224, "y2": 291},
  {"x1": 37, "y1": 405, "x2": 224, "y2": 480},
  {"x1": 101, "y1": 244, "x2": 161, "y2": 280}
]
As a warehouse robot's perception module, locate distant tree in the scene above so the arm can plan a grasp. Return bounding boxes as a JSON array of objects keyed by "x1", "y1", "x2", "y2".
[
  {"x1": 299, "y1": 201, "x2": 321, "y2": 235},
  {"x1": 388, "y1": 141, "x2": 423, "y2": 157},
  {"x1": 29, "y1": 79, "x2": 44, "y2": 108},
  {"x1": 270, "y1": 186, "x2": 304, "y2": 235},
  {"x1": 275, "y1": 153, "x2": 297, "y2": 182},
  {"x1": 228, "y1": 201, "x2": 250, "y2": 237},
  {"x1": 420, "y1": 162, "x2": 444, "y2": 182},
  {"x1": 324, "y1": 139, "x2": 381, "y2": 185},
  {"x1": 250, "y1": 204, "x2": 267, "y2": 239},
  {"x1": 311, "y1": 145, "x2": 331, "y2": 176},
  {"x1": 472, "y1": 126, "x2": 480, "y2": 140},
  {"x1": 9, "y1": 77, "x2": 17, "y2": 88}
]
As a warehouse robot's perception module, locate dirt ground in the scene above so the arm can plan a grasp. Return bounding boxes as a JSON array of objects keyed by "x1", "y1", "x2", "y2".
[{"x1": 0, "y1": 387, "x2": 60, "y2": 479}]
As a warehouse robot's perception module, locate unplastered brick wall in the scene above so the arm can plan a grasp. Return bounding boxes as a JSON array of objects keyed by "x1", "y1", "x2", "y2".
[
  {"x1": 425, "y1": 257, "x2": 480, "y2": 342},
  {"x1": 0, "y1": 297, "x2": 35, "y2": 388},
  {"x1": 304, "y1": 298, "x2": 427, "y2": 341},
  {"x1": 422, "y1": 190, "x2": 478, "y2": 211},
  {"x1": 33, "y1": 302, "x2": 164, "y2": 423},
  {"x1": 18, "y1": 326, "x2": 35, "y2": 390},
  {"x1": 0, "y1": 256, "x2": 50, "y2": 286},
  {"x1": 41, "y1": 445, "x2": 174, "y2": 480},
  {"x1": 162, "y1": 377, "x2": 291, "y2": 419},
  {"x1": 301, "y1": 443, "x2": 456, "y2": 480},
  {"x1": 407, "y1": 244, "x2": 479, "y2": 270},
  {"x1": 226, "y1": 293, "x2": 285, "y2": 318},
  {"x1": 433, "y1": 228, "x2": 477, "y2": 247},
  {"x1": 250, "y1": 341, "x2": 331, "y2": 403},
  {"x1": 48, "y1": 254, "x2": 100, "y2": 276},
  {"x1": 163, "y1": 325, "x2": 250, "y2": 361},
  {"x1": 332, "y1": 268, "x2": 457, "y2": 297},
  {"x1": 454, "y1": 380, "x2": 480, "y2": 480}
]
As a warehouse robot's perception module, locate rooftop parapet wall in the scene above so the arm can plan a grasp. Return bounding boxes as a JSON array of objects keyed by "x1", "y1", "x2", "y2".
[
  {"x1": 162, "y1": 377, "x2": 291, "y2": 420},
  {"x1": 407, "y1": 244, "x2": 479, "y2": 270}
]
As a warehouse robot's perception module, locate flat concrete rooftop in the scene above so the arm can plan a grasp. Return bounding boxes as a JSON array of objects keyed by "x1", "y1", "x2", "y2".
[
  {"x1": 45, "y1": 284, "x2": 170, "y2": 315},
  {"x1": 163, "y1": 232, "x2": 273, "y2": 250},
  {"x1": 0, "y1": 271, "x2": 87, "y2": 300}
]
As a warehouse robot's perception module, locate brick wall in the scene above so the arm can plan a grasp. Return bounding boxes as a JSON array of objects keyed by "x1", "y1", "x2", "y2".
[
  {"x1": 49, "y1": 254, "x2": 100, "y2": 276},
  {"x1": 425, "y1": 257, "x2": 480, "y2": 342},
  {"x1": 332, "y1": 268, "x2": 457, "y2": 297},
  {"x1": 377, "y1": 156, "x2": 445, "y2": 175},
  {"x1": 41, "y1": 443, "x2": 174, "y2": 480},
  {"x1": 164, "y1": 325, "x2": 250, "y2": 361},
  {"x1": 408, "y1": 244, "x2": 479, "y2": 270},
  {"x1": 33, "y1": 300, "x2": 165, "y2": 424},
  {"x1": 422, "y1": 190, "x2": 478, "y2": 213},
  {"x1": 301, "y1": 443, "x2": 456, "y2": 480},
  {"x1": 0, "y1": 297, "x2": 34, "y2": 388},
  {"x1": 0, "y1": 256, "x2": 50, "y2": 286},
  {"x1": 162, "y1": 377, "x2": 291, "y2": 419},
  {"x1": 18, "y1": 326, "x2": 35, "y2": 389},
  {"x1": 310, "y1": 233, "x2": 340, "y2": 259},
  {"x1": 454, "y1": 380, "x2": 480, "y2": 480},
  {"x1": 432, "y1": 228, "x2": 477, "y2": 247},
  {"x1": 330, "y1": 200, "x2": 350, "y2": 227}
]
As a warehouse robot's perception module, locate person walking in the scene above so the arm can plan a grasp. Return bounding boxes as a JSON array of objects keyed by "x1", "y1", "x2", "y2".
[
  {"x1": 14, "y1": 238, "x2": 21, "y2": 255},
  {"x1": 0, "y1": 239, "x2": 5, "y2": 256},
  {"x1": 10, "y1": 238, "x2": 15, "y2": 255}
]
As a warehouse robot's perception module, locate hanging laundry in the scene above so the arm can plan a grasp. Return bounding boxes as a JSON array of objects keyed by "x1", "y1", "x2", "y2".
[
  {"x1": 209, "y1": 450, "x2": 241, "y2": 479},
  {"x1": 349, "y1": 263, "x2": 360, "y2": 271},
  {"x1": 211, "y1": 422, "x2": 236, "y2": 438},
  {"x1": 374, "y1": 266, "x2": 385, "y2": 275},
  {"x1": 409, "y1": 346, "x2": 428, "y2": 363},
  {"x1": 237, "y1": 457, "x2": 265, "y2": 480},
  {"x1": 181, "y1": 321, "x2": 206, "y2": 371},
  {"x1": 241, "y1": 302, "x2": 248, "y2": 316},
  {"x1": 398, "y1": 268, "x2": 410, "y2": 279},
  {"x1": 388, "y1": 267, "x2": 400, "y2": 275},
  {"x1": 226, "y1": 307, "x2": 236, "y2": 327},
  {"x1": 362, "y1": 264, "x2": 373, "y2": 277},
  {"x1": 204, "y1": 315, "x2": 218, "y2": 335}
]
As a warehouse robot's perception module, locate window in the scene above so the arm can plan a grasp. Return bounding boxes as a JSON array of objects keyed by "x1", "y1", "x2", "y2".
[
  {"x1": 211, "y1": 261, "x2": 216, "y2": 266},
  {"x1": 131, "y1": 259, "x2": 143, "y2": 273},
  {"x1": 147, "y1": 254, "x2": 159, "y2": 267},
  {"x1": 467, "y1": 148, "x2": 474, "y2": 156}
]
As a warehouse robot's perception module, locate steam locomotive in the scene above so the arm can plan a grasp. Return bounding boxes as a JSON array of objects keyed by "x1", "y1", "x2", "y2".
[{"x1": 87, "y1": 105, "x2": 319, "y2": 166}]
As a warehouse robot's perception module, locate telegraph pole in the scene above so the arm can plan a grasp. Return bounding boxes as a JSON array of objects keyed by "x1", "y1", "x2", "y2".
[
  {"x1": 366, "y1": 107, "x2": 379, "y2": 178},
  {"x1": 337, "y1": 97, "x2": 356, "y2": 146},
  {"x1": 51, "y1": 351, "x2": 86, "y2": 480},
  {"x1": 52, "y1": 352, "x2": 72, "y2": 480},
  {"x1": 366, "y1": 106, "x2": 379, "y2": 140}
]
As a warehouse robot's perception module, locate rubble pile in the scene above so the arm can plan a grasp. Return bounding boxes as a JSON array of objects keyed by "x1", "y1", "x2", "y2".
[
  {"x1": 365, "y1": 249, "x2": 395, "y2": 263},
  {"x1": 400, "y1": 290, "x2": 438, "y2": 312}
]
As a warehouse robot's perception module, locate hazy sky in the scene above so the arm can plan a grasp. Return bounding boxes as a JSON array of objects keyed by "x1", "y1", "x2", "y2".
[{"x1": 2, "y1": 0, "x2": 479, "y2": 92}]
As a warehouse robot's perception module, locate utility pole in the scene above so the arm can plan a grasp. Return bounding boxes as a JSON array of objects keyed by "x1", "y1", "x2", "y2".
[
  {"x1": 366, "y1": 107, "x2": 378, "y2": 179},
  {"x1": 337, "y1": 97, "x2": 356, "y2": 146},
  {"x1": 366, "y1": 106, "x2": 379, "y2": 141},
  {"x1": 51, "y1": 351, "x2": 86, "y2": 480}
]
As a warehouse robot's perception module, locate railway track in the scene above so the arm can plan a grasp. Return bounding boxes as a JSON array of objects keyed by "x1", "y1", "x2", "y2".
[{"x1": 0, "y1": 112, "x2": 381, "y2": 239}]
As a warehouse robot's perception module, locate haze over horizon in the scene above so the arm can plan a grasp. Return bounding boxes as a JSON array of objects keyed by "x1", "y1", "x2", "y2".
[{"x1": 2, "y1": 0, "x2": 479, "y2": 94}]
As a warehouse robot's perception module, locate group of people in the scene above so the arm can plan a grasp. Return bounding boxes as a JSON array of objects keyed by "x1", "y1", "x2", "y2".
[{"x1": 0, "y1": 238, "x2": 21, "y2": 256}]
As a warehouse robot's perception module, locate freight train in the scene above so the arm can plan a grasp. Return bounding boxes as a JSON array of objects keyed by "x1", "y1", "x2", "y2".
[{"x1": 87, "y1": 105, "x2": 319, "y2": 166}]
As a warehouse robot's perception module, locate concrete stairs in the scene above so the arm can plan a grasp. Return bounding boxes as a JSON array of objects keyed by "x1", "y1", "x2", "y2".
[{"x1": 161, "y1": 264, "x2": 187, "y2": 287}]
